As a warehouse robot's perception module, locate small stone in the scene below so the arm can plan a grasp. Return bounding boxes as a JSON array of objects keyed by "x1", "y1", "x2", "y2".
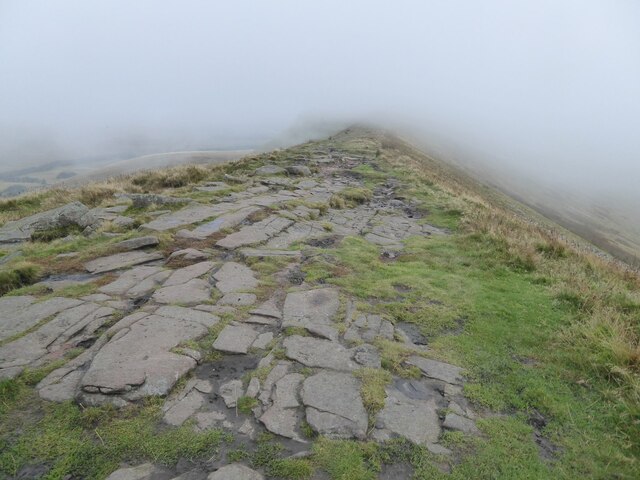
[
  {"x1": 114, "y1": 236, "x2": 159, "y2": 251},
  {"x1": 427, "y1": 443, "x2": 452, "y2": 455},
  {"x1": 163, "y1": 391, "x2": 205, "y2": 426},
  {"x1": 213, "y1": 324, "x2": 259, "y2": 354},
  {"x1": 212, "y1": 262, "x2": 258, "y2": 293},
  {"x1": 443, "y1": 413, "x2": 480, "y2": 434},
  {"x1": 252, "y1": 332, "x2": 274, "y2": 350},
  {"x1": 352, "y1": 344, "x2": 381, "y2": 368},
  {"x1": 194, "y1": 411, "x2": 226, "y2": 430},
  {"x1": 218, "y1": 293, "x2": 257, "y2": 306},
  {"x1": 207, "y1": 464, "x2": 263, "y2": 480},
  {"x1": 283, "y1": 335, "x2": 356, "y2": 371},
  {"x1": 255, "y1": 165, "x2": 286, "y2": 175},
  {"x1": 246, "y1": 377, "x2": 260, "y2": 398},
  {"x1": 219, "y1": 379, "x2": 244, "y2": 408},
  {"x1": 105, "y1": 463, "x2": 168, "y2": 480},
  {"x1": 164, "y1": 261, "x2": 215, "y2": 287},
  {"x1": 238, "y1": 419, "x2": 256, "y2": 438},
  {"x1": 407, "y1": 356, "x2": 464, "y2": 385},
  {"x1": 168, "y1": 248, "x2": 209, "y2": 262},
  {"x1": 84, "y1": 251, "x2": 164, "y2": 274},
  {"x1": 285, "y1": 165, "x2": 311, "y2": 176},
  {"x1": 152, "y1": 279, "x2": 212, "y2": 306}
]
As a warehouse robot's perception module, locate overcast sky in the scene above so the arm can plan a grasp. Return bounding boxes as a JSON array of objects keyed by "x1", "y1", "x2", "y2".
[{"x1": 0, "y1": 1, "x2": 639, "y2": 202}]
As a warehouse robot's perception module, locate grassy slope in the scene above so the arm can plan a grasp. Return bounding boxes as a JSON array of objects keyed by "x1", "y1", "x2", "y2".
[{"x1": 0, "y1": 128, "x2": 638, "y2": 479}]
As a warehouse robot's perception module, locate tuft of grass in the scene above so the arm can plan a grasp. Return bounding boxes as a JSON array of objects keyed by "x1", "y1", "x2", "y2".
[
  {"x1": 354, "y1": 368, "x2": 392, "y2": 422},
  {"x1": 0, "y1": 262, "x2": 41, "y2": 296},
  {"x1": 330, "y1": 187, "x2": 372, "y2": 210},
  {"x1": 236, "y1": 396, "x2": 258, "y2": 415},
  {"x1": 312, "y1": 438, "x2": 378, "y2": 480}
]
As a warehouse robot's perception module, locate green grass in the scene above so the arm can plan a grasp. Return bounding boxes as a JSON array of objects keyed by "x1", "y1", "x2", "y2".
[
  {"x1": 0, "y1": 391, "x2": 227, "y2": 479},
  {"x1": 0, "y1": 262, "x2": 41, "y2": 296}
]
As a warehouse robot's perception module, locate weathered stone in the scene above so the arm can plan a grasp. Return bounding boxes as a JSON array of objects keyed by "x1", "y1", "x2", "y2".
[
  {"x1": 154, "y1": 306, "x2": 220, "y2": 327},
  {"x1": 79, "y1": 312, "x2": 213, "y2": 403},
  {"x1": 106, "y1": 463, "x2": 171, "y2": 480},
  {"x1": 167, "y1": 248, "x2": 209, "y2": 263},
  {"x1": 239, "y1": 248, "x2": 302, "y2": 258},
  {"x1": 255, "y1": 165, "x2": 286, "y2": 175},
  {"x1": 84, "y1": 251, "x2": 163, "y2": 274},
  {"x1": 194, "y1": 410, "x2": 226, "y2": 431},
  {"x1": 216, "y1": 216, "x2": 293, "y2": 249},
  {"x1": 112, "y1": 216, "x2": 136, "y2": 229},
  {"x1": 195, "y1": 181, "x2": 229, "y2": 192},
  {"x1": 252, "y1": 332, "x2": 273, "y2": 350},
  {"x1": 246, "y1": 377, "x2": 261, "y2": 398},
  {"x1": 249, "y1": 299, "x2": 282, "y2": 319},
  {"x1": 208, "y1": 464, "x2": 263, "y2": 480},
  {"x1": 373, "y1": 387, "x2": 440, "y2": 445},
  {"x1": 407, "y1": 356, "x2": 464, "y2": 385},
  {"x1": 265, "y1": 223, "x2": 325, "y2": 249},
  {"x1": 99, "y1": 266, "x2": 169, "y2": 297},
  {"x1": 301, "y1": 371, "x2": 367, "y2": 439},
  {"x1": 118, "y1": 193, "x2": 189, "y2": 209},
  {"x1": 212, "y1": 324, "x2": 258, "y2": 354},
  {"x1": 141, "y1": 204, "x2": 221, "y2": 231},
  {"x1": 163, "y1": 261, "x2": 215, "y2": 287},
  {"x1": 218, "y1": 292, "x2": 257, "y2": 306},
  {"x1": 443, "y1": 413, "x2": 480, "y2": 434},
  {"x1": 258, "y1": 361, "x2": 290, "y2": 405},
  {"x1": 152, "y1": 279, "x2": 212, "y2": 306},
  {"x1": 282, "y1": 288, "x2": 340, "y2": 340},
  {"x1": 0, "y1": 201, "x2": 91, "y2": 244},
  {"x1": 176, "y1": 206, "x2": 260, "y2": 240},
  {"x1": 212, "y1": 262, "x2": 258, "y2": 293},
  {"x1": 0, "y1": 296, "x2": 83, "y2": 341},
  {"x1": 114, "y1": 236, "x2": 159, "y2": 251},
  {"x1": 285, "y1": 165, "x2": 311, "y2": 176},
  {"x1": 243, "y1": 315, "x2": 278, "y2": 326},
  {"x1": 352, "y1": 344, "x2": 381, "y2": 368},
  {"x1": 283, "y1": 336, "x2": 356, "y2": 371},
  {"x1": 163, "y1": 390, "x2": 205, "y2": 426},
  {"x1": 219, "y1": 379, "x2": 244, "y2": 407}
]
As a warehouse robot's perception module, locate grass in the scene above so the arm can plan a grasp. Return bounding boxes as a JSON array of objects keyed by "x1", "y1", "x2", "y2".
[
  {"x1": 0, "y1": 262, "x2": 41, "y2": 295},
  {"x1": 354, "y1": 368, "x2": 392, "y2": 423}
]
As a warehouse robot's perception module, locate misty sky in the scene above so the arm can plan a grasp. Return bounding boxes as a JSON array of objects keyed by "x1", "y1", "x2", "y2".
[{"x1": 1, "y1": 1, "x2": 639, "y2": 202}]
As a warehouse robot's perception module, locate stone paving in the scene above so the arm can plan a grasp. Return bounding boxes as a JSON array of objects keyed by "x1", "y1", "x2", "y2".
[{"x1": 0, "y1": 147, "x2": 470, "y2": 479}]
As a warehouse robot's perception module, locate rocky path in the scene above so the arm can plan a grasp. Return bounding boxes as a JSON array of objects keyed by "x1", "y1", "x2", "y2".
[{"x1": 0, "y1": 148, "x2": 474, "y2": 479}]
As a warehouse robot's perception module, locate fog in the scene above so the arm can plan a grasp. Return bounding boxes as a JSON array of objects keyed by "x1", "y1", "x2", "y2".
[{"x1": 1, "y1": 1, "x2": 639, "y2": 212}]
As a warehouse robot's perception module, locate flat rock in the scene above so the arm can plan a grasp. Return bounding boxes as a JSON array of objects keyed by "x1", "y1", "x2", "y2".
[
  {"x1": 113, "y1": 236, "x2": 159, "y2": 251},
  {"x1": 283, "y1": 335, "x2": 356, "y2": 371},
  {"x1": 407, "y1": 356, "x2": 464, "y2": 385},
  {"x1": 252, "y1": 332, "x2": 273, "y2": 350},
  {"x1": 282, "y1": 288, "x2": 340, "y2": 340},
  {"x1": 373, "y1": 387, "x2": 441, "y2": 445},
  {"x1": 219, "y1": 379, "x2": 244, "y2": 407},
  {"x1": 212, "y1": 262, "x2": 258, "y2": 293},
  {"x1": 79, "y1": 312, "x2": 212, "y2": 403},
  {"x1": 163, "y1": 390, "x2": 205, "y2": 426},
  {"x1": 84, "y1": 251, "x2": 163, "y2": 274},
  {"x1": 249, "y1": 299, "x2": 282, "y2": 319},
  {"x1": 352, "y1": 344, "x2": 381, "y2": 368},
  {"x1": 118, "y1": 193, "x2": 189, "y2": 209},
  {"x1": 164, "y1": 261, "x2": 215, "y2": 287},
  {"x1": 443, "y1": 413, "x2": 480, "y2": 434},
  {"x1": 141, "y1": 204, "x2": 221, "y2": 231},
  {"x1": 216, "y1": 216, "x2": 293, "y2": 249},
  {"x1": 218, "y1": 292, "x2": 257, "y2": 306},
  {"x1": 208, "y1": 464, "x2": 263, "y2": 480},
  {"x1": 152, "y1": 279, "x2": 212, "y2": 306},
  {"x1": 212, "y1": 324, "x2": 258, "y2": 354},
  {"x1": 285, "y1": 165, "x2": 311, "y2": 176},
  {"x1": 301, "y1": 371, "x2": 367, "y2": 439},
  {"x1": 154, "y1": 306, "x2": 219, "y2": 327},
  {"x1": 106, "y1": 463, "x2": 172, "y2": 480},
  {"x1": 255, "y1": 165, "x2": 286, "y2": 175},
  {"x1": 239, "y1": 248, "x2": 302, "y2": 258},
  {"x1": 0, "y1": 296, "x2": 83, "y2": 341},
  {"x1": 99, "y1": 266, "x2": 169, "y2": 297},
  {"x1": 168, "y1": 248, "x2": 209, "y2": 263},
  {"x1": 176, "y1": 206, "x2": 260, "y2": 240}
]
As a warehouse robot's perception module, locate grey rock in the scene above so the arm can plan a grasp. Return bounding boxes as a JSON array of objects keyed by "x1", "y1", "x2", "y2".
[
  {"x1": 252, "y1": 332, "x2": 273, "y2": 350},
  {"x1": 249, "y1": 299, "x2": 282, "y2": 319},
  {"x1": 163, "y1": 390, "x2": 205, "y2": 426},
  {"x1": 219, "y1": 379, "x2": 244, "y2": 407},
  {"x1": 168, "y1": 248, "x2": 209, "y2": 263},
  {"x1": 427, "y1": 443, "x2": 453, "y2": 455},
  {"x1": 99, "y1": 266, "x2": 169, "y2": 297},
  {"x1": 176, "y1": 206, "x2": 260, "y2": 240},
  {"x1": 283, "y1": 336, "x2": 356, "y2": 371},
  {"x1": 407, "y1": 356, "x2": 464, "y2": 385},
  {"x1": 212, "y1": 262, "x2": 258, "y2": 293},
  {"x1": 246, "y1": 377, "x2": 261, "y2": 398},
  {"x1": 443, "y1": 413, "x2": 480, "y2": 434},
  {"x1": 106, "y1": 463, "x2": 171, "y2": 480},
  {"x1": 207, "y1": 464, "x2": 263, "y2": 480},
  {"x1": 164, "y1": 261, "x2": 215, "y2": 287},
  {"x1": 352, "y1": 344, "x2": 381, "y2": 368},
  {"x1": 119, "y1": 193, "x2": 189, "y2": 209},
  {"x1": 112, "y1": 216, "x2": 136, "y2": 229},
  {"x1": 212, "y1": 324, "x2": 258, "y2": 354},
  {"x1": 218, "y1": 292, "x2": 257, "y2": 306},
  {"x1": 152, "y1": 279, "x2": 212, "y2": 306},
  {"x1": 239, "y1": 248, "x2": 302, "y2": 258},
  {"x1": 0, "y1": 296, "x2": 83, "y2": 341},
  {"x1": 154, "y1": 306, "x2": 220, "y2": 327},
  {"x1": 285, "y1": 165, "x2": 311, "y2": 176},
  {"x1": 258, "y1": 361, "x2": 290, "y2": 405},
  {"x1": 194, "y1": 411, "x2": 226, "y2": 431},
  {"x1": 114, "y1": 236, "x2": 159, "y2": 251},
  {"x1": 255, "y1": 165, "x2": 286, "y2": 175},
  {"x1": 282, "y1": 288, "x2": 340, "y2": 340},
  {"x1": 79, "y1": 312, "x2": 212, "y2": 403},
  {"x1": 216, "y1": 216, "x2": 293, "y2": 249},
  {"x1": 84, "y1": 251, "x2": 164, "y2": 274},
  {"x1": 373, "y1": 387, "x2": 440, "y2": 445},
  {"x1": 301, "y1": 371, "x2": 367, "y2": 439},
  {"x1": 141, "y1": 204, "x2": 221, "y2": 231}
]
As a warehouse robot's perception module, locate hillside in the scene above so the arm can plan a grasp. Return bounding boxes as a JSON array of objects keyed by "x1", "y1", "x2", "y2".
[{"x1": 0, "y1": 128, "x2": 638, "y2": 479}]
